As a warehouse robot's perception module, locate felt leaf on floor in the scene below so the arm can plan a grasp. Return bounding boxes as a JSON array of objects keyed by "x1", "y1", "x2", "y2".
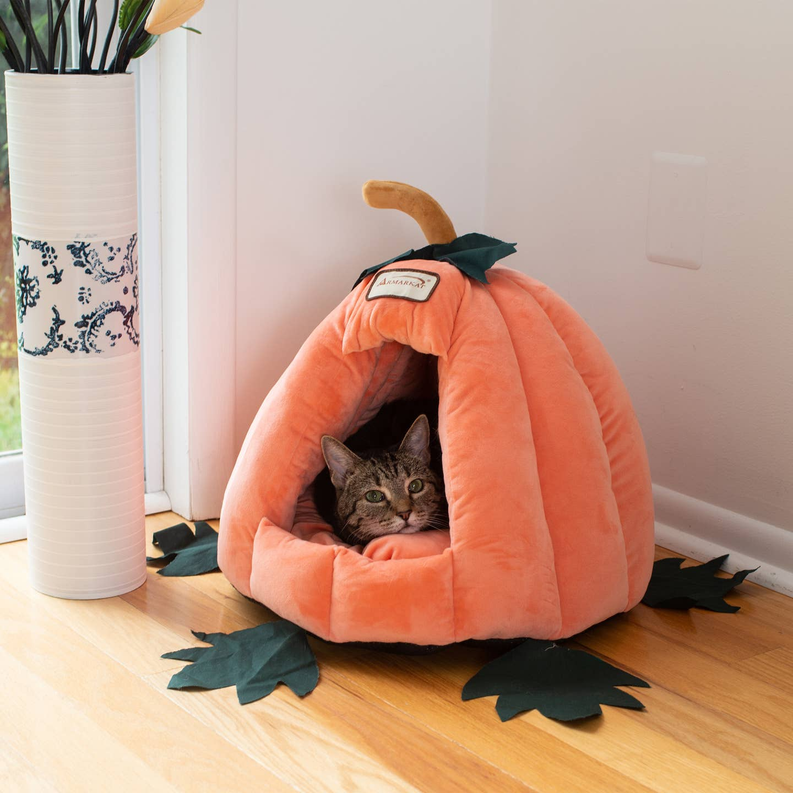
[
  {"x1": 642, "y1": 555, "x2": 756, "y2": 612},
  {"x1": 163, "y1": 621, "x2": 319, "y2": 705},
  {"x1": 146, "y1": 521, "x2": 219, "y2": 576},
  {"x1": 354, "y1": 233, "x2": 517, "y2": 288},
  {"x1": 462, "y1": 639, "x2": 649, "y2": 722}
]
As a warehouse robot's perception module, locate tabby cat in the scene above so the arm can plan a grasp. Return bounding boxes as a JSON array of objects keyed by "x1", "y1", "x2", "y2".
[{"x1": 313, "y1": 399, "x2": 448, "y2": 546}]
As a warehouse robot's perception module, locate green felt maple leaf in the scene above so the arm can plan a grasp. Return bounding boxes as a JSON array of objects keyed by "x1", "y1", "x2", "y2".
[
  {"x1": 163, "y1": 621, "x2": 320, "y2": 705},
  {"x1": 462, "y1": 639, "x2": 649, "y2": 722},
  {"x1": 354, "y1": 233, "x2": 517, "y2": 288},
  {"x1": 642, "y1": 555, "x2": 756, "y2": 613},
  {"x1": 146, "y1": 521, "x2": 219, "y2": 576}
]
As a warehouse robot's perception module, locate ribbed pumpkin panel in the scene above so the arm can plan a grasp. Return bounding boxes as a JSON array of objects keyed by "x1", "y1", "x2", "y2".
[
  {"x1": 488, "y1": 270, "x2": 629, "y2": 636},
  {"x1": 440, "y1": 278, "x2": 561, "y2": 641},
  {"x1": 498, "y1": 269, "x2": 655, "y2": 610}
]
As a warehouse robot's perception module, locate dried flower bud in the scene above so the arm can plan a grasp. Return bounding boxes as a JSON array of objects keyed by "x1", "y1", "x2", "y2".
[{"x1": 145, "y1": 0, "x2": 205, "y2": 36}]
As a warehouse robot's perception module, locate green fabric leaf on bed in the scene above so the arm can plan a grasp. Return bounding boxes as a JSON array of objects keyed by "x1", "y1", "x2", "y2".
[
  {"x1": 163, "y1": 621, "x2": 320, "y2": 705},
  {"x1": 642, "y1": 555, "x2": 756, "y2": 612},
  {"x1": 354, "y1": 233, "x2": 517, "y2": 288},
  {"x1": 462, "y1": 639, "x2": 649, "y2": 722},
  {"x1": 146, "y1": 521, "x2": 219, "y2": 576}
]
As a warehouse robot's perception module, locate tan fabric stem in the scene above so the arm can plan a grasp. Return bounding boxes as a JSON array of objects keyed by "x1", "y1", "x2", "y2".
[{"x1": 362, "y1": 180, "x2": 457, "y2": 245}]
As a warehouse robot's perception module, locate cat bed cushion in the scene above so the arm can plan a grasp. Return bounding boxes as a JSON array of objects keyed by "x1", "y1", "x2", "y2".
[{"x1": 219, "y1": 261, "x2": 655, "y2": 646}]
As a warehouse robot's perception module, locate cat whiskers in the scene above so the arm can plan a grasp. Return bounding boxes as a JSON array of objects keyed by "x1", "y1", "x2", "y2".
[
  {"x1": 420, "y1": 511, "x2": 450, "y2": 531},
  {"x1": 341, "y1": 522, "x2": 381, "y2": 545}
]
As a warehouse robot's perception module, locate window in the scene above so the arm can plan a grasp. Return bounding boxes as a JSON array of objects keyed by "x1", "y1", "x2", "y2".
[
  {"x1": 0, "y1": 3, "x2": 37, "y2": 527},
  {"x1": 0, "y1": 5, "x2": 33, "y2": 460}
]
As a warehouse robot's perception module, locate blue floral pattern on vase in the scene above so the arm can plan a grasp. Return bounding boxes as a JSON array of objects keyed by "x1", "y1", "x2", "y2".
[
  {"x1": 15, "y1": 264, "x2": 41, "y2": 323},
  {"x1": 13, "y1": 233, "x2": 139, "y2": 358},
  {"x1": 17, "y1": 306, "x2": 67, "y2": 357},
  {"x1": 67, "y1": 236, "x2": 136, "y2": 284}
]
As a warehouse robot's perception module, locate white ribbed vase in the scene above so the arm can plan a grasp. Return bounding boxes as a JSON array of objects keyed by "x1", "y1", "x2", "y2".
[{"x1": 6, "y1": 72, "x2": 145, "y2": 599}]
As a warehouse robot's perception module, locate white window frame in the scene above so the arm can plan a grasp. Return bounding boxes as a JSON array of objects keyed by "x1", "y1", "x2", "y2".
[
  {"x1": 135, "y1": 49, "x2": 170, "y2": 514},
  {"x1": 158, "y1": 3, "x2": 238, "y2": 520},
  {"x1": 0, "y1": 455, "x2": 24, "y2": 524}
]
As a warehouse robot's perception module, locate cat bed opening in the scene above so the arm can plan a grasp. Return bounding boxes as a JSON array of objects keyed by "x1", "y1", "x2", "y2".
[{"x1": 219, "y1": 256, "x2": 654, "y2": 647}]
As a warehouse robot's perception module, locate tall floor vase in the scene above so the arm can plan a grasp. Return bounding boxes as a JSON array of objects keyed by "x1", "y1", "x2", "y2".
[{"x1": 6, "y1": 72, "x2": 146, "y2": 598}]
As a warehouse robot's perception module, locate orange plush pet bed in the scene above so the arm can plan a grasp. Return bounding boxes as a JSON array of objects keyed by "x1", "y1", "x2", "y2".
[{"x1": 219, "y1": 182, "x2": 655, "y2": 647}]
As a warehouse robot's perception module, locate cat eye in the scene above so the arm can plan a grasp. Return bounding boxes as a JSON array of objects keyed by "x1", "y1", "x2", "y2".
[
  {"x1": 408, "y1": 478, "x2": 424, "y2": 493},
  {"x1": 365, "y1": 490, "x2": 386, "y2": 503}
]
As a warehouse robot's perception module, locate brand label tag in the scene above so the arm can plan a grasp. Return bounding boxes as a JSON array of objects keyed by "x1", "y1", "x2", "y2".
[{"x1": 366, "y1": 268, "x2": 440, "y2": 303}]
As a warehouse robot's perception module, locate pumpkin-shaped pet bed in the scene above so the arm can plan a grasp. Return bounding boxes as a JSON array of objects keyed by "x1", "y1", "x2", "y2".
[{"x1": 219, "y1": 181, "x2": 655, "y2": 647}]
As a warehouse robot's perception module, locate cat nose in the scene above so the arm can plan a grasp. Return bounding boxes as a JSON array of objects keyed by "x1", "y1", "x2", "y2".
[{"x1": 397, "y1": 511, "x2": 412, "y2": 522}]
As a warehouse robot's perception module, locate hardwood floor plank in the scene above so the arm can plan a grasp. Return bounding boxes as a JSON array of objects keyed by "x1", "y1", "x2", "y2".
[
  {"x1": 653, "y1": 546, "x2": 793, "y2": 652},
  {"x1": 576, "y1": 617, "x2": 793, "y2": 746},
  {"x1": 146, "y1": 649, "x2": 534, "y2": 793},
  {"x1": 321, "y1": 648, "x2": 651, "y2": 793},
  {"x1": 617, "y1": 598, "x2": 782, "y2": 663},
  {"x1": 0, "y1": 578, "x2": 295, "y2": 793},
  {"x1": 0, "y1": 737, "x2": 62, "y2": 793},
  {"x1": 0, "y1": 647, "x2": 180, "y2": 793},
  {"x1": 616, "y1": 677, "x2": 793, "y2": 793},
  {"x1": 2, "y1": 540, "x2": 187, "y2": 676},
  {"x1": 735, "y1": 590, "x2": 793, "y2": 652},
  {"x1": 736, "y1": 648, "x2": 793, "y2": 697},
  {"x1": 325, "y1": 645, "x2": 774, "y2": 793},
  {"x1": 144, "y1": 669, "x2": 428, "y2": 793}
]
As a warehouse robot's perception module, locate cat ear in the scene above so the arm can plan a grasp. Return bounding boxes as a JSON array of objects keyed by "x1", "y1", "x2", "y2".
[
  {"x1": 321, "y1": 435, "x2": 362, "y2": 489},
  {"x1": 399, "y1": 415, "x2": 431, "y2": 465}
]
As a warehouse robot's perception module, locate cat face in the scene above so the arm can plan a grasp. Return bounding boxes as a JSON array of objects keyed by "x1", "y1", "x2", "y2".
[{"x1": 321, "y1": 415, "x2": 444, "y2": 544}]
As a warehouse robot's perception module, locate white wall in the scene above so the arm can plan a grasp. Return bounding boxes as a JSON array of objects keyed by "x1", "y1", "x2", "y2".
[
  {"x1": 231, "y1": 0, "x2": 792, "y2": 577},
  {"x1": 485, "y1": 0, "x2": 793, "y2": 536},
  {"x1": 235, "y1": 0, "x2": 493, "y2": 447}
]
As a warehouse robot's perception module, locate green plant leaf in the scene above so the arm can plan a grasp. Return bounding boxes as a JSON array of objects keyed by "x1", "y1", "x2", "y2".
[
  {"x1": 642, "y1": 555, "x2": 756, "y2": 612},
  {"x1": 180, "y1": 25, "x2": 202, "y2": 34},
  {"x1": 132, "y1": 34, "x2": 159, "y2": 59},
  {"x1": 163, "y1": 622, "x2": 320, "y2": 705},
  {"x1": 145, "y1": 521, "x2": 219, "y2": 576},
  {"x1": 462, "y1": 639, "x2": 650, "y2": 722},
  {"x1": 354, "y1": 233, "x2": 517, "y2": 288},
  {"x1": 119, "y1": 0, "x2": 146, "y2": 31}
]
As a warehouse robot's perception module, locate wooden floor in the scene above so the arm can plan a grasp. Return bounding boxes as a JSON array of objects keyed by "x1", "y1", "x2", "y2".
[{"x1": 1, "y1": 512, "x2": 792, "y2": 793}]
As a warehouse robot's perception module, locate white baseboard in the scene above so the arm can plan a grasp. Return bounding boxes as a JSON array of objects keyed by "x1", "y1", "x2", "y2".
[
  {"x1": 144, "y1": 490, "x2": 173, "y2": 516},
  {"x1": 653, "y1": 484, "x2": 793, "y2": 598},
  {"x1": 0, "y1": 516, "x2": 27, "y2": 544},
  {"x1": 0, "y1": 491, "x2": 172, "y2": 545}
]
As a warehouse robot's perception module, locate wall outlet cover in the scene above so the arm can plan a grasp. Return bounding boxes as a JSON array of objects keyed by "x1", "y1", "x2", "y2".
[{"x1": 646, "y1": 152, "x2": 708, "y2": 270}]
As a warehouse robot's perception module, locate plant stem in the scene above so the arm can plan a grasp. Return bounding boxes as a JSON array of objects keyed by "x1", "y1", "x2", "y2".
[
  {"x1": 78, "y1": 0, "x2": 87, "y2": 72},
  {"x1": 111, "y1": 0, "x2": 152, "y2": 73},
  {"x1": 24, "y1": 0, "x2": 32, "y2": 70},
  {"x1": 10, "y1": 0, "x2": 49, "y2": 72},
  {"x1": 53, "y1": 0, "x2": 69, "y2": 73},
  {"x1": 125, "y1": 25, "x2": 148, "y2": 64},
  {"x1": 52, "y1": 0, "x2": 72, "y2": 73},
  {"x1": 97, "y1": 0, "x2": 119, "y2": 74},
  {"x1": 0, "y1": 15, "x2": 25, "y2": 72},
  {"x1": 46, "y1": 0, "x2": 54, "y2": 69},
  {"x1": 87, "y1": 9, "x2": 98, "y2": 68},
  {"x1": 80, "y1": 0, "x2": 98, "y2": 73}
]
